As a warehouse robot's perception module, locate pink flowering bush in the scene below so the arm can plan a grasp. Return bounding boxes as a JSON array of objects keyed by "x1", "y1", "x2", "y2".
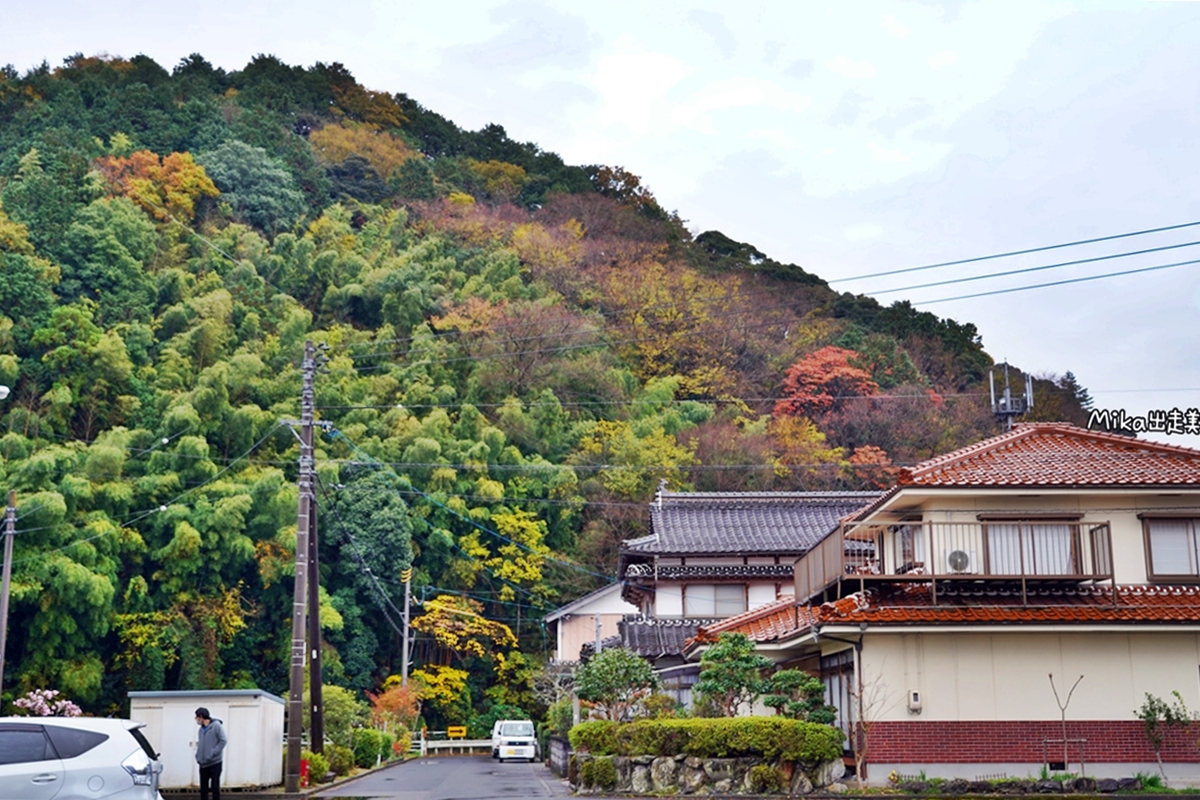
[{"x1": 13, "y1": 689, "x2": 83, "y2": 717}]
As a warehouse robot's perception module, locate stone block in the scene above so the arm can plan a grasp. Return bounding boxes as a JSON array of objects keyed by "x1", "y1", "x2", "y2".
[
  {"x1": 1068, "y1": 777, "x2": 1097, "y2": 794},
  {"x1": 703, "y1": 758, "x2": 737, "y2": 782},
  {"x1": 678, "y1": 764, "x2": 707, "y2": 794},
  {"x1": 651, "y1": 756, "x2": 678, "y2": 791},
  {"x1": 790, "y1": 770, "x2": 814, "y2": 795},
  {"x1": 812, "y1": 757, "x2": 846, "y2": 787},
  {"x1": 1096, "y1": 778, "x2": 1120, "y2": 793},
  {"x1": 944, "y1": 778, "x2": 970, "y2": 795},
  {"x1": 631, "y1": 764, "x2": 653, "y2": 794}
]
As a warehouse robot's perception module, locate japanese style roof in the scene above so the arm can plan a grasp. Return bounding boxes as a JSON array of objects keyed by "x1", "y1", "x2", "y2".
[
  {"x1": 902, "y1": 422, "x2": 1200, "y2": 489},
  {"x1": 618, "y1": 616, "x2": 721, "y2": 657},
  {"x1": 846, "y1": 423, "x2": 1200, "y2": 522},
  {"x1": 692, "y1": 584, "x2": 1200, "y2": 648},
  {"x1": 543, "y1": 582, "x2": 631, "y2": 623},
  {"x1": 624, "y1": 491, "x2": 881, "y2": 558}
]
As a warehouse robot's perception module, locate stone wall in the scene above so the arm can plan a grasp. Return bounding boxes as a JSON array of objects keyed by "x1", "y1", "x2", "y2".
[{"x1": 572, "y1": 753, "x2": 847, "y2": 795}]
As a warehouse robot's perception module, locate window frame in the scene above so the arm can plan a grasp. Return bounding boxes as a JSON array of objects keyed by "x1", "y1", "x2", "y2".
[
  {"x1": 1143, "y1": 516, "x2": 1200, "y2": 583},
  {"x1": 682, "y1": 583, "x2": 747, "y2": 618}
]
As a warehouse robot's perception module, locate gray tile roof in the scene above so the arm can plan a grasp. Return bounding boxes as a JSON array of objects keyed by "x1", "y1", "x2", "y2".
[
  {"x1": 625, "y1": 491, "x2": 881, "y2": 557},
  {"x1": 618, "y1": 616, "x2": 720, "y2": 657}
]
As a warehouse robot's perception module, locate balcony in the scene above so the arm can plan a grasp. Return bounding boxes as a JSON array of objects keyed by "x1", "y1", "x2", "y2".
[{"x1": 795, "y1": 519, "x2": 1114, "y2": 604}]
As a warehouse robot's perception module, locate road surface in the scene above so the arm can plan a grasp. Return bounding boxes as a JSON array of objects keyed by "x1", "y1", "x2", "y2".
[{"x1": 314, "y1": 755, "x2": 573, "y2": 800}]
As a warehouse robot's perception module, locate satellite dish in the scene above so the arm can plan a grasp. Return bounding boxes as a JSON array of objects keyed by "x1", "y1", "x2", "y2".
[{"x1": 947, "y1": 550, "x2": 971, "y2": 573}]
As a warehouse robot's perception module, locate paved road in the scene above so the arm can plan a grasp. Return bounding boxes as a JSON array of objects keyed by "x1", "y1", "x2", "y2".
[{"x1": 314, "y1": 755, "x2": 573, "y2": 800}]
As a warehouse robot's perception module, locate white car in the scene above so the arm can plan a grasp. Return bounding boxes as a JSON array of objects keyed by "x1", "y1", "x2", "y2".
[
  {"x1": 0, "y1": 716, "x2": 164, "y2": 800},
  {"x1": 491, "y1": 719, "x2": 537, "y2": 762}
]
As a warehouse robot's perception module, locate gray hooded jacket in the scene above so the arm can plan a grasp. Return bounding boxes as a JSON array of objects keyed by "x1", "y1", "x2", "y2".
[{"x1": 196, "y1": 718, "x2": 227, "y2": 767}]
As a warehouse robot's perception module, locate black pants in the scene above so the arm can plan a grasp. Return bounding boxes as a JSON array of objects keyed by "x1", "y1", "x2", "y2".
[{"x1": 200, "y1": 762, "x2": 222, "y2": 800}]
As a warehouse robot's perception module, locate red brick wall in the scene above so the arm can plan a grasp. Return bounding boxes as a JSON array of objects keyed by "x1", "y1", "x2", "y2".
[{"x1": 869, "y1": 721, "x2": 1197, "y2": 763}]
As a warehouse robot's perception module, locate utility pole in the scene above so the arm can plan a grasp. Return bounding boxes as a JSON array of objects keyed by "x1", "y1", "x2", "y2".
[
  {"x1": 306, "y1": 421, "x2": 324, "y2": 755},
  {"x1": 285, "y1": 341, "x2": 316, "y2": 793},
  {"x1": 0, "y1": 492, "x2": 16, "y2": 697},
  {"x1": 401, "y1": 567, "x2": 412, "y2": 686}
]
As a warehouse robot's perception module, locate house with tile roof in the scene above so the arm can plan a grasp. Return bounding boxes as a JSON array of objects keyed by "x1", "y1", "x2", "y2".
[
  {"x1": 689, "y1": 423, "x2": 1200, "y2": 784},
  {"x1": 543, "y1": 582, "x2": 639, "y2": 663},
  {"x1": 614, "y1": 490, "x2": 879, "y2": 703}
]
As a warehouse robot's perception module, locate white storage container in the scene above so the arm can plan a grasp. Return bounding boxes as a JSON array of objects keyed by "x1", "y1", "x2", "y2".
[{"x1": 129, "y1": 689, "x2": 285, "y2": 789}]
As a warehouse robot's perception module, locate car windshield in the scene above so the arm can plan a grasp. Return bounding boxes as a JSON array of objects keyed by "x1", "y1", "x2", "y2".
[{"x1": 501, "y1": 722, "x2": 534, "y2": 737}]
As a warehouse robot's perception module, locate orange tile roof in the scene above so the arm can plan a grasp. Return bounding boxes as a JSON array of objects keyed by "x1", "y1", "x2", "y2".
[
  {"x1": 897, "y1": 423, "x2": 1200, "y2": 488},
  {"x1": 693, "y1": 585, "x2": 1200, "y2": 646}
]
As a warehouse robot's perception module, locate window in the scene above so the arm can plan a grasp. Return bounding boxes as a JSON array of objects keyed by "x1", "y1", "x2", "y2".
[
  {"x1": 684, "y1": 584, "x2": 746, "y2": 617},
  {"x1": 500, "y1": 722, "x2": 534, "y2": 737},
  {"x1": 44, "y1": 725, "x2": 108, "y2": 759},
  {"x1": 0, "y1": 725, "x2": 54, "y2": 765},
  {"x1": 985, "y1": 523, "x2": 1077, "y2": 575},
  {"x1": 1145, "y1": 518, "x2": 1200, "y2": 578}
]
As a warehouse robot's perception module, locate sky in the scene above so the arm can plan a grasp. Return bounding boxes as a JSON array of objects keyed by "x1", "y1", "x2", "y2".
[{"x1": 4, "y1": 0, "x2": 1200, "y2": 443}]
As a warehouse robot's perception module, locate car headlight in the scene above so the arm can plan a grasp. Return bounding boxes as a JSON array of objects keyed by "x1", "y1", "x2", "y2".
[{"x1": 122, "y1": 749, "x2": 155, "y2": 786}]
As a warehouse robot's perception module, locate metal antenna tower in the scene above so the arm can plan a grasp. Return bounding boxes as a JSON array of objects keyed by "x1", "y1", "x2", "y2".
[{"x1": 989, "y1": 360, "x2": 1034, "y2": 431}]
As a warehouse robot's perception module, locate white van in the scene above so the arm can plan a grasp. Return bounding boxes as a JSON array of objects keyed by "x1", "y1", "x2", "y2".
[{"x1": 490, "y1": 719, "x2": 536, "y2": 762}]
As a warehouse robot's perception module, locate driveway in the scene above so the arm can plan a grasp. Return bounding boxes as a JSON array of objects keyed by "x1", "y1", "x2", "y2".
[{"x1": 314, "y1": 755, "x2": 573, "y2": 800}]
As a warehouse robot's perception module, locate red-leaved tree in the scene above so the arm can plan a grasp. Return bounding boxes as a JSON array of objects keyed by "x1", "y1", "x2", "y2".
[{"x1": 774, "y1": 346, "x2": 879, "y2": 418}]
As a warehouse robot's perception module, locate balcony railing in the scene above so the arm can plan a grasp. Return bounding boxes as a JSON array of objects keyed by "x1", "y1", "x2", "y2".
[{"x1": 795, "y1": 520, "x2": 1114, "y2": 604}]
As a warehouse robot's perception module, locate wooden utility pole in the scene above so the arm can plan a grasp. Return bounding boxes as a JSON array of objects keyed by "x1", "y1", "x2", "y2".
[
  {"x1": 0, "y1": 492, "x2": 16, "y2": 696},
  {"x1": 306, "y1": 419, "x2": 324, "y2": 754},
  {"x1": 401, "y1": 567, "x2": 412, "y2": 686},
  {"x1": 285, "y1": 341, "x2": 316, "y2": 793}
]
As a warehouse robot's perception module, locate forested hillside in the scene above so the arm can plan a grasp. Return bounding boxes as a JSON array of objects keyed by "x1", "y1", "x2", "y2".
[{"x1": 0, "y1": 53, "x2": 1092, "y2": 721}]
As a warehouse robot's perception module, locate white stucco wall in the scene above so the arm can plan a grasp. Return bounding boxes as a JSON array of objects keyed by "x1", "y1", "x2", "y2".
[{"x1": 858, "y1": 629, "x2": 1200, "y2": 722}]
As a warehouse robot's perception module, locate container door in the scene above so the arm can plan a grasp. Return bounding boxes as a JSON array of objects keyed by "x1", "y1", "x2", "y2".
[{"x1": 226, "y1": 704, "x2": 259, "y2": 787}]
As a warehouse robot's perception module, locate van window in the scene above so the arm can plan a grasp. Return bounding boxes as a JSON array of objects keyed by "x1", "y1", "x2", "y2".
[
  {"x1": 500, "y1": 721, "x2": 534, "y2": 737},
  {"x1": 0, "y1": 726, "x2": 55, "y2": 765}
]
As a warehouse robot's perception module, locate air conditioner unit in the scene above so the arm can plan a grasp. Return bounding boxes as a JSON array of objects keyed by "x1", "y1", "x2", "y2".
[{"x1": 943, "y1": 549, "x2": 978, "y2": 574}]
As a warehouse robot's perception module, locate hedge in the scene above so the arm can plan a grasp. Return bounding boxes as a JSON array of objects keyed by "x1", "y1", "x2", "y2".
[
  {"x1": 568, "y1": 717, "x2": 843, "y2": 764},
  {"x1": 351, "y1": 728, "x2": 385, "y2": 767}
]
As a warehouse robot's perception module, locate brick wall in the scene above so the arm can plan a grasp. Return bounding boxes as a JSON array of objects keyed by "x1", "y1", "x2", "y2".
[{"x1": 869, "y1": 720, "x2": 1196, "y2": 763}]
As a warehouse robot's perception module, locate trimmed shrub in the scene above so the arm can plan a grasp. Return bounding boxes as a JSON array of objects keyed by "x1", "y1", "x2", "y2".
[
  {"x1": 379, "y1": 731, "x2": 396, "y2": 760},
  {"x1": 568, "y1": 719, "x2": 618, "y2": 753},
  {"x1": 580, "y1": 756, "x2": 617, "y2": 790},
  {"x1": 326, "y1": 743, "x2": 355, "y2": 776},
  {"x1": 567, "y1": 717, "x2": 843, "y2": 764},
  {"x1": 301, "y1": 750, "x2": 330, "y2": 783},
  {"x1": 748, "y1": 763, "x2": 785, "y2": 793},
  {"x1": 351, "y1": 727, "x2": 385, "y2": 767}
]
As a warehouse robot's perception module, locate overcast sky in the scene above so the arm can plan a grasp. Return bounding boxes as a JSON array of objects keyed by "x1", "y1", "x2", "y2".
[{"x1": 4, "y1": 0, "x2": 1200, "y2": 443}]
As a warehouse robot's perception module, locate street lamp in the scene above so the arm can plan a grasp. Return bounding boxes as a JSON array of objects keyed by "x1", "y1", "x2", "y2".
[{"x1": 0, "y1": 384, "x2": 14, "y2": 698}]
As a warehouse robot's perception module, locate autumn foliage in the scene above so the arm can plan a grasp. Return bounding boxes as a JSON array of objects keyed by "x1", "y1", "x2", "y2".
[
  {"x1": 96, "y1": 150, "x2": 219, "y2": 222},
  {"x1": 774, "y1": 346, "x2": 879, "y2": 418}
]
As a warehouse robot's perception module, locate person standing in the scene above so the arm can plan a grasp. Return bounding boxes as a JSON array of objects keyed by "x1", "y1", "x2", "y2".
[{"x1": 195, "y1": 707, "x2": 227, "y2": 800}]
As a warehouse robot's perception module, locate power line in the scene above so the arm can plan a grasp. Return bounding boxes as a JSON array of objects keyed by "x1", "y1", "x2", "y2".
[
  {"x1": 872, "y1": 238, "x2": 1200, "y2": 296},
  {"x1": 314, "y1": 475, "x2": 408, "y2": 636},
  {"x1": 921, "y1": 255, "x2": 1200, "y2": 305},
  {"x1": 831, "y1": 219, "x2": 1200, "y2": 283}
]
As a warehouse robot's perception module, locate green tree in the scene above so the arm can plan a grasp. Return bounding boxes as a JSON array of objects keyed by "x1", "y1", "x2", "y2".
[
  {"x1": 694, "y1": 633, "x2": 772, "y2": 717},
  {"x1": 1136, "y1": 691, "x2": 1190, "y2": 782},
  {"x1": 575, "y1": 648, "x2": 655, "y2": 722},
  {"x1": 58, "y1": 197, "x2": 157, "y2": 322},
  {"x1": 763, "y1": 669, "x2": 837, "y2": 723},
  {"x1": 198, "y1": 140, "x2": 306, "y2": 232}
]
